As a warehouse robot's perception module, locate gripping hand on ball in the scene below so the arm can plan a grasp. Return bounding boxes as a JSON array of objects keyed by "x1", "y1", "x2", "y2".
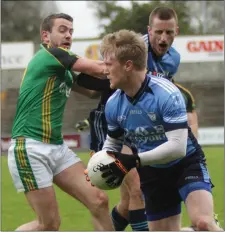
[{"x1": 100, "y1": 150, "x2": 140, "y2": 183}]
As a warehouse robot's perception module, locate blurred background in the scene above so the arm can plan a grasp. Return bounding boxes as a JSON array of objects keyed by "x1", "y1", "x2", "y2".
[{"x1": 1, "y1": 1, "x2": 224, "y2": 231}]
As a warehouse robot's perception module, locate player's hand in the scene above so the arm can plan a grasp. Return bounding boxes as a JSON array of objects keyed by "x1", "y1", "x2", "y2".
[
  {"x1": 75, "y1": 119, "x2": 89, "y2": 132},
  {"x1": 84, "y1": 169, "x2": 95, "y2": 186},
  {"x1": 100, "y1": 151, "x2": 140, "y2": 182},
  {"x1": 107, "y1": 150, "x2": 141, "y2": 171}
]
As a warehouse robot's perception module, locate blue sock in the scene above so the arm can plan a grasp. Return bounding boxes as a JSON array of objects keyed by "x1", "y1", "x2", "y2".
[
  {"x1": 111, "y1": 206, "x2": 129, "y2": 231},
  {"x1": 129, "y1": 208, "x2": 149, "y2": 231}
]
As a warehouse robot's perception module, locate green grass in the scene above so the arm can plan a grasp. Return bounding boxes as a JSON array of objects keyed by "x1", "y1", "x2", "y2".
[{"x1": 1, "y1": 146, "x2": 224, "y2": 230}]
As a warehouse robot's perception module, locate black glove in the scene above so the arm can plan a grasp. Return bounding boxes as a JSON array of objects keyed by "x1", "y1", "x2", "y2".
[
  {"x1": 75, "y1": 119, "x2": 89, "y2": 132},
  {"x1": 100, "y1": 150, "x2": 140, "y2": 184}
]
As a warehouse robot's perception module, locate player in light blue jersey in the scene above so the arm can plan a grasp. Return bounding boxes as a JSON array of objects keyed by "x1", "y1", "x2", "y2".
[
  {"x1": 142, "y1": 8, "x2": 180, "y2": 80},
  {"x1": 82, "y1": 6, "x2": 201, "y2": 231},
  {"x1": 98, "y1": 29, "x2": 222, "y2": 231}
]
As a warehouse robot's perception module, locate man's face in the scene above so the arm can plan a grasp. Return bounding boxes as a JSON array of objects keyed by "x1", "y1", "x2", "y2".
[
  {"x1": 42, "y1": 18, "x2": 73, "y2": 49},
  {"x1": 148, "y1": 17, "x2": 178, "y2": 56},
  {"x1": 103, "y1": 53, "x2": 128, "y2": 90}
]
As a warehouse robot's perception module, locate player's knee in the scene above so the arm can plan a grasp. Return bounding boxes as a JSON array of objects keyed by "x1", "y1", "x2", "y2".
[
  {"x1": 90, "y1": 190, "x2": 109, "y2": 216},
  {"x1": 41, "y1": 215, "x2": 61, "y2": 231},
  {"x1": 194, "y1": 215, "x2": 212, "y2": 231}
]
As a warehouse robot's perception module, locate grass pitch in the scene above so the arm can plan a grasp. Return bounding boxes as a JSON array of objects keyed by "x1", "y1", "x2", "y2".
[{"x1": 1, "y1": 146, "x2": 224, "y2": 230}]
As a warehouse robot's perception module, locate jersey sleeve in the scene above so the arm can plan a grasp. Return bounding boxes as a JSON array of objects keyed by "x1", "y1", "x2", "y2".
[
  {"x1": 175, "y1": 83, "x2": 196, "y2": 113},
  {"x1": 168, "y1": 48, "x2": 181, "y2": 78},
  {"x1": 105, "y1": 94, "x2": 124, "y2": 139},
  {"x1": 47, "y1": 47, "x2": 79, "y2": 70},
  {"x1": 160, "y1": 91, "x2": 188, "y2": 132},
  {"x1": 76, "y1": 73, "x2": 110, "y2": 91}
]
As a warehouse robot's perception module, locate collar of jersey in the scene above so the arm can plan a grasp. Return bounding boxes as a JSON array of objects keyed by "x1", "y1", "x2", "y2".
[
  {"x1": 125, "y1": 75, "x2": 153, "y2": 105},
  {"x1": 40, "y1": 43, "x2": 52, "y2": 49}
]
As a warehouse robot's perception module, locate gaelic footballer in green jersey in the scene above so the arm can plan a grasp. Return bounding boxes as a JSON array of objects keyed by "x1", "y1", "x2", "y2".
[{"x1": 12, "y1": 44, "x2": 79, "y2": 144}]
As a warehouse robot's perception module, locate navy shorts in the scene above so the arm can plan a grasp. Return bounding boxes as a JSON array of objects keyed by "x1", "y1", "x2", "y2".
[
  {"x1": 89, "y1": 108, "x2": 107, "y2": 152},
  {"x1": 138, "y1": 149, "x2": 213, "y2": 221}
]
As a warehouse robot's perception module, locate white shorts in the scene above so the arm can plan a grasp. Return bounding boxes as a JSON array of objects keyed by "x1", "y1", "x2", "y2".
[{"x1": 8, "y1": 137, "x2": 81, "y2": 192}]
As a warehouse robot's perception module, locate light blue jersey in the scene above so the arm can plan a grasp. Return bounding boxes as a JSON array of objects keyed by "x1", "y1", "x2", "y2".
[
  {"x1": 142, "y1": 34, "x2": 180, "y2": 79},
  {"x1": 105, "y1": 75, "x2": 199, "y2": 168}
]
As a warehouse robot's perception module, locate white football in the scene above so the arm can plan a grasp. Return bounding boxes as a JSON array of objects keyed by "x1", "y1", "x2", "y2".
[{"x1": 87, "y1": 150, "x2": 121, "y2": 190}]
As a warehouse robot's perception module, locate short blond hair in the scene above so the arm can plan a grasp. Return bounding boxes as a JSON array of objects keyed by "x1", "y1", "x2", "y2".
[{"x1": 100, "y1": 29, "x2": 147, "y2": 70}]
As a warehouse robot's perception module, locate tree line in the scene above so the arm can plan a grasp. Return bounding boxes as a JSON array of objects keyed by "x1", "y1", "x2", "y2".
[{"x1": 2, "y1": 0, "x2": 223, "y2": 42}]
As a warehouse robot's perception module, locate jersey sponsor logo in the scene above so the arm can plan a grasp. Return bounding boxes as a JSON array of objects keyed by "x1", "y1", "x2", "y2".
[
  {"x1": 148, "y1": 71, "x2": 170, "y2": 79},
  {"x1": 125, "y1": 126, "x2": 166, "y2": 143},
  {"x1": 129, "y1": 110, "x2": 142, "y2": 115},
  {"x1": 59, "y1": 82, "x2": 71, "y2": 97}
]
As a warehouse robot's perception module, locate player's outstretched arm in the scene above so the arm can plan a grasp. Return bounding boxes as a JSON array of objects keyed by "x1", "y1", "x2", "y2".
[
  {"x1": 72, "y1": 83, "x2": 101, "y2": 99},
  {"x1": 72, "y1": 57, "x2": 109, "y2": 79},
  {"x1": 76, "y1": 73, "x2": 110, "y2": 91}
]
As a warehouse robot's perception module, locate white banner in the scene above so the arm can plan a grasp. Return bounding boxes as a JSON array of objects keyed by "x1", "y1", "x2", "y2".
[
  {"x1": 172, "y1": 35, "x2": 224, "y2": 63},
  {"x1": 198, "y1": 127, "x2": 224, "y2": 145},
  {"x1": 71, "y1": 35, "x2": 224, "y2": 63},
  {"x1": 1, "y1": 42, "x2": 34, "y2": 70}
]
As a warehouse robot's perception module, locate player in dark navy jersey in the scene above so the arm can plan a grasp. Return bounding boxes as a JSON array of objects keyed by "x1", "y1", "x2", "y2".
[{"x1": 97, "y1": 29, "x2": 221, "y2": 231}]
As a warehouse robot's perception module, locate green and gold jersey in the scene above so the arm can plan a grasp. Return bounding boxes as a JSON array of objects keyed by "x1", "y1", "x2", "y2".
[
  {"x1": 174, "y1": 82, "x2": 196, "y2": 113},
  {"x1": 12, "y1": 44, "x2": 79, "y2": 144}
]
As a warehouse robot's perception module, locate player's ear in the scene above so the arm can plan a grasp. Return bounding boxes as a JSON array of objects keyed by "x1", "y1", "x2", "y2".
[
  {"x1": 124, "y1": 60, "x2": 133, "y2": 72},
  {"x1": 41, "y1": 30, "x2": 50, "y2": 44}
]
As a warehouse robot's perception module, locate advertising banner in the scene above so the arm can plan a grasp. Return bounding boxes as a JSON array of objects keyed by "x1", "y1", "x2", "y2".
[
  {"x1": 1, "y1": 42, "x2": 34, "y2": 70},
  {"x1": 71, "y1": 35, "x2": 224, "y2": 63}
]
